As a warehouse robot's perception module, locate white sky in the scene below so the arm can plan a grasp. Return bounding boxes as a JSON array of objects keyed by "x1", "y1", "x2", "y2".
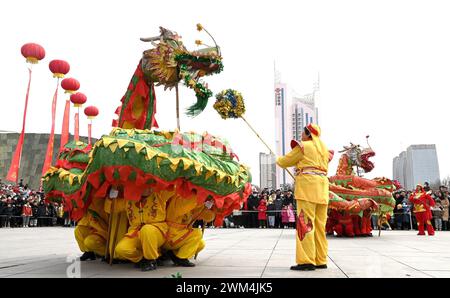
[{"x1": 1, "y1": 0, "x2": 450, "y2": 186}]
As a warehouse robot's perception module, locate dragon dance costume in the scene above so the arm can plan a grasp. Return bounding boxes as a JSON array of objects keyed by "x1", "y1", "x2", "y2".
[
  {"x1": 114, "y1": 190, "x2": 173, "y2": 264},
  {"x1": 277, "y1": 123, "x2": 331, "y2": 270}
]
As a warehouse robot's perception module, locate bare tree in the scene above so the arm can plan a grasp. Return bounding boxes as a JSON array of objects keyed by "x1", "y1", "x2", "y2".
[{"x1": 441, "y1": 176, "x2": 450, "y2": 188}]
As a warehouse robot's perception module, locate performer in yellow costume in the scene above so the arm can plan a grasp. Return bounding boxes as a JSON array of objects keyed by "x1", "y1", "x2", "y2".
[
  {"x1": 163, "y1": 195, "x2": 215, "y2": 266},
  {"x1": 276, "y1": 123, "x2": 332, "y2": 271},
  {"x1": 114, "y1": 188, "x2": 174, "y2": 271},
  {"x1": 74, "y1": 197, "x2": 108, "y2": 261}
]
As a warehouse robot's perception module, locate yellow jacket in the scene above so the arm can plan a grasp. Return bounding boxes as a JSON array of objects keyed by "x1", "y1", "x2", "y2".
[
  {"x1": 165, "y1": 195, "x2": 215, "y2": 245},
  {"x1": 77, "y1": 197, "x2": 109, "y2": 239},
  {"x1": 108, "y1": 190, "x2": 174, "y2": 235},
  {"x1": 276, "y1": 141, "x2": 330, "y2": 205}
]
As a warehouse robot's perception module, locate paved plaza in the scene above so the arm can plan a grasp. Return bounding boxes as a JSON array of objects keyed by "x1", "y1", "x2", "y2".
[{"x1": 0, "y1": 227, "x2": 450, "y2": 278}]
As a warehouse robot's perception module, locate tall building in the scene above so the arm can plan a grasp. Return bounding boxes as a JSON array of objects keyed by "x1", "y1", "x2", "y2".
[
  {"x1": 274, "y1": 71, "x2": 319, "y2": 188},
  {"x1": 393, "y1": 144, "x2": 440, "y2": 190},
  {"x1": 259, "y1": 152, "x2": 276, "y2": 190},
  {"x1": 393, "y1": 151, "x2": 407, "y2": 188}
]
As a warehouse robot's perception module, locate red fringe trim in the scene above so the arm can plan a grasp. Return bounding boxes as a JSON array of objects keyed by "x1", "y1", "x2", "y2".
[{"x1": 46, "y1": 164, "x2": 251, "y2": 225}]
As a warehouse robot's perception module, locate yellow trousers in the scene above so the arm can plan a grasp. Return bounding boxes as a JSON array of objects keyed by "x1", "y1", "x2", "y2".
[
  {"x1": 115, "y1": 224, "x2": 166, "y2": 263},
  {"x1": 163, "y1": 228, "x2": 205, "y2": 259},
  {"x1": 295, "y1": 200, "x2": 328, "y2": 266},
  {"x1": 74, "y1": 225, "x2": 106, "y2": 256}
]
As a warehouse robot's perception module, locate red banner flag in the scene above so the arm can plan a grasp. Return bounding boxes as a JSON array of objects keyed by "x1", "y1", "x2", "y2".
[
  {"x1": 74, "y1": 111, "x2": 79, "y2": 141},
  {"x1": 7, "y1": 68, "x2": 32, "y2": 183},
  {"x1": 42, "y1": 79, "x2": 59, "y2": 176},
  {"x1": 60, "y1": 99, "x2": 70, "y2": 151},
  {"x1": 88, "y1": 122, "x2": 92, "y2": 145}
]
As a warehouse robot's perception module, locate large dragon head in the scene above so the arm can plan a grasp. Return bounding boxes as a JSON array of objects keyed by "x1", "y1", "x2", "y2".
[
  {"x1": 339, "y1": 140, "x2": 375, "y2": 174},
  {"x1": 359, "y1": 147, "x2": 375, "y2": 173},
  {"x1": 141, "y1": 26, "x2": 223, "y2": 116}
]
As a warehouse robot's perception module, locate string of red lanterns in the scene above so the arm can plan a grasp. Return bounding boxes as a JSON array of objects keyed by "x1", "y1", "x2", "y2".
[
  {"x1": 7, "y1": 43, "x2": 45, "y2": 183},
  {"x1": 8, "y1": 43, "x2": 101, "y2": 183}
]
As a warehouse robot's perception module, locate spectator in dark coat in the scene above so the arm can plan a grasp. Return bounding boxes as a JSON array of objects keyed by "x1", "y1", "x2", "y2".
[
  {"x1": 246, "y1": 192, "x2": 260, "y2": 228},
  {"x1": 2, "y1": 203, "x2": 14, "y2": 228},
  {"x1": 274, "y1": 193, "x2": 284, "y2": 228},
  {"x1": 37, "y1": 201, "x2": 48, "y2": 227},
  {"x1": 282, "y1": 191, "x2": 294, "y2": 207}
]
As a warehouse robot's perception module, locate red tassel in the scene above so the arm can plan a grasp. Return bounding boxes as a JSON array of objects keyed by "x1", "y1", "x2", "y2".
[
  {"x1": 87, "y1": 122, "x2": 92, "y2": 145},
  {"x1": 42, "y1": 79, "x2": 60, "y2": 176},
  {"x1": 74, "y1": 111, "x2": 79, "y2": 141},
  {"x1": 60, "y1": 99, "x2": 70, "y2": 151},
  {"x1": 7, "y1": 68, "x2": 33, "y2": 183}
]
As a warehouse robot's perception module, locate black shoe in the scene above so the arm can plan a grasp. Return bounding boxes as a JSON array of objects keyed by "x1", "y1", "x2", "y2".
[
  {"x1": 140, "y1": 259, "x2": 157, "y2": 271},
  {"x1": 167, "y1": 250, "x2": 195, "y2": 267},
  {"x1": 315, "y1": 264, "x2": 327, "y2": 269},
  {"x1": 176, "y1": 258, "x2": 196, "y2": 267},
  {"x1": 156, "y1": 257, "x2": 165, "y2": 266},
  {"x1": 290, "y1": 264, "x2": 315, "y2": 271},
  {"x1": 80, "y1": 252, "x2": 96, "y2": 261}
]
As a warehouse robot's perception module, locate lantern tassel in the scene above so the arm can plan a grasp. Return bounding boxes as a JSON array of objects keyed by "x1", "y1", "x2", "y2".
[
  {"x1": 74, "y1": 108, "x2": 80, "y2": 141},
  {"x1": 60, "y1": 99, "x2": 70, "y2": 151},
  {"x1": 42, "y1": 78, "x2": 60, "y2": 175},
  {"x1": 7, "y1": 67, "x2": 33, "y2": 183},
  {"x1": 88, "y1": 121, "x2": 92, "y2": 145}
]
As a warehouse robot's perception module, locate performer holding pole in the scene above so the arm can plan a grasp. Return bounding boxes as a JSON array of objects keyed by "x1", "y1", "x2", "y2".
[{"x1": 276, "y1": 124, "x2": 333, "y2": 271}]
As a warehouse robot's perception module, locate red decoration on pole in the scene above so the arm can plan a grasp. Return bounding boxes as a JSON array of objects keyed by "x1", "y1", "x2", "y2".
[
  {"x1": 70, "y1": 92, "x2": 87, "y2": 142},
  {"x1": 87, "y1": 123, "x2": 92, "y2": 145},
  {"x1": 60, "y1": 78, "x2": 80, "y2": 150},
  {"x1": 74, "y1": 112, "x2": 80, "y2": 141},
  {"x1": 8, "y1": 43, "x2": 45, "y2": 182},
  {"x1": 60, "y1": 100, "x2": 70, "y2": 151},
  {"x1": 61, "y1": 78, "x2": 80, "y2": 94},
  {"x1": 7, "y1": 68, "x2": 33, "y2": 183},
  {"x1": 49, "y1": 60, "x2": 70, "y2": 79},
  {"x1": 84, "y1": 106, "x2": 99, "y2": 145},
  {"x1": 21, "y1": 43, "x2": 45, "y2": 64},
  {"x1": 42, "y1": 60, "x2": 70, "y2": 176},
  {"x1": 70, "y1": 92, "x2": 87, "y2": 107},
  {"x1": 42, "y1": 79, "x2": 60, "y2": 176}
]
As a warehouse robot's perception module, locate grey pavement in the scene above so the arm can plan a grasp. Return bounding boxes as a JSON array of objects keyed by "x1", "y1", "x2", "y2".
[{"x1": 0, "y1": 227, "x2": 449, "y2": 278}]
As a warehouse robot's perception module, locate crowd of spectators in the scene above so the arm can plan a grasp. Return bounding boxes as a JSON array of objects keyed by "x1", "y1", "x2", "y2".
[
  {"x1": 223, "y1": 188, "x2": 298, "y2": 229},
  {"x1": 223, "y1": 183, "x2": 450, "y2": 232},
  {"x1": 0, "y1": 179, "x2": 73, "y2": 228}
]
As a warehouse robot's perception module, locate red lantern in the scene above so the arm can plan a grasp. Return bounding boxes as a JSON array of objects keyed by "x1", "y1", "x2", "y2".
[
  {"x1": 49, "y1": 60, "x2": 70, "y2": 78},
  {"x1": 21, "y1": 43, "x2": 45, "y2": 64},
  {"x1": 70, "y1": 92, "x2": 87, "y2": 107},
  {"x1": 61, "y1": 78, "x2": 80, "y2": 94},
  {"x1": 84, "y1": 106, "x2": 99, "y2": 119}
]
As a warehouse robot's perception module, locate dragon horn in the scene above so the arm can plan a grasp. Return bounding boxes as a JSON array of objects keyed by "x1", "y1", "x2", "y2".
[
  {"x1": 366, "y1": 135, "x2": 372, "y2": 149},
  {"x1": 140, "y1": 36, "x2": 160, "y2": 42}
]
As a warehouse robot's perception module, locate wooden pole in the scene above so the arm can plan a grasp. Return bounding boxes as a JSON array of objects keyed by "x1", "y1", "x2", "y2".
[
  {"x1": 194, "y1": 221, "x2": 206, "y2": 260},
  {"x1": 104, "y1": 198, "x2": 116, "y2": 264},
  {"x1": 110, "y1": 211, "x2": 121, "y2": 265},
  {"x1": 175, "y1": 84, "x2": 180, "y2": 130},
  {"x1": 240, "y1": 115, "x2": 295, "y2": 180}
]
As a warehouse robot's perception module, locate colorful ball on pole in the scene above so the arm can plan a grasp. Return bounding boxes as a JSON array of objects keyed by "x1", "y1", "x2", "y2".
[
  {"x1": 213, "y1": 89, "x2": 245, "y2": 119},
  {"x1": 70, "y1": 92, "x2": 87, "y2": 107},
  {"x1": 21, "y1": 43, "x2": 45, "y2": 64},
  {"x1": 84, "y1": 106, "x2": 99, "y2": 119},
  {"x1": 61, "y1": 78, "x2": 80, "y2": 94},
  {"x1": 49, "y1": 60, "x2": 70, "y2": 78}
]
